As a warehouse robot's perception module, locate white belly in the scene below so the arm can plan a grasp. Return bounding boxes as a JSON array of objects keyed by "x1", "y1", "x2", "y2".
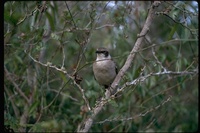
[{"x1": 93, "y1": 59, "x2": 116, "y2": 86}]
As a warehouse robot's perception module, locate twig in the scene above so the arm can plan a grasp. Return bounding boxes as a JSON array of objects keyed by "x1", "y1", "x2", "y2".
[
  {"x1": 157, "y1": 12, "x2": 198, "y2": 37},
  {"x1": 119, "y1": 69, "x2": 197, "y2": 93},
  {"x1": 74, "y1": 80, "x2": 91, "y2": 111},
  {"x1": 27, "y1": 52, "x2": 91, "y2": 111},
  {"x1": 49, "y1": 89, "x2": 79, "y2": 102},
  {"x1": 151, "y1": 45, "x2": 168, "y2": 72},
  {"x1": 27, "y1": 52, "x2": 72, "y2": 78},
  {"x1": 164, "y1": 1, "x2": 198, "y2": 16},
  {"x1": 95, "y1": 24, "x2": 115, "y2": 30},
  {"x1": 77, "y1": 1, "x2": 161, "y2": 132},
  {"x1": 4, "y1": 85, "x2": 20, "y2": 118},
  {"x1": 4, "y1": 67, "x2": 30, "y2": 104},
  {"x1": 95, "y1": 96, "x2": 172, "y2": 124},
  {"x1": 42, "y1": 79, "x2": 70, "y2": 110},
  {"x1": 65, "y1": 1, "x2": 77, "y2": 28}
]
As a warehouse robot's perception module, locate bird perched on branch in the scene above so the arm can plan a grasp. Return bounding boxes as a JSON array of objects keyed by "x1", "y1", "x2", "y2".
[{"x1": 93, "y1": 47, "x2": 118, "y2": 89}]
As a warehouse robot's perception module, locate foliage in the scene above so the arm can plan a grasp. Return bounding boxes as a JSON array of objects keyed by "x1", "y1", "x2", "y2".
[{"x1": 4, "y1": 1, "x2": 198, "y2": 132}]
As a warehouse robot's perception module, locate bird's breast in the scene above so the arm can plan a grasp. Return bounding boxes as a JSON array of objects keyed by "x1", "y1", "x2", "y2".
[{"x1": 93, "y1": 59, "x2": 116, "y2": 86}]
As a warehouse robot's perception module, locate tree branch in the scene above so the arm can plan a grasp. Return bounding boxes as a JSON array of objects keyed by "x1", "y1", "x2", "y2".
[
  {"x1": 95, "y1": 95, "x2": 172, "y2": 124},
  {"x1": 77, "y1": 1, "x2": 161, "y2": 132},
  {"x1": 4, "y1": 67, "x2": 30, "y2": 104},
  {"x1": 27, "y1": 52, "x2": 91, "y2": 111}
]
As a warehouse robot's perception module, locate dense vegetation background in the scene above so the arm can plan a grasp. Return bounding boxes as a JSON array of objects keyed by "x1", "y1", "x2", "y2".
[{"x1": 4, "y1": 1, "x2": 198, "y2": 132}]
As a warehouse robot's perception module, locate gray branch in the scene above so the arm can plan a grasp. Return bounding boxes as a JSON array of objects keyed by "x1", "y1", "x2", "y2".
[{"x1": 77, "y1": 1, "x2": 161, "y2": 132}]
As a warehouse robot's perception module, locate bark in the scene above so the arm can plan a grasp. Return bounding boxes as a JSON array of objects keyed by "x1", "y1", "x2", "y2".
[{"x1": 77, "y1": 1, "x2": 161, "y2": 132}]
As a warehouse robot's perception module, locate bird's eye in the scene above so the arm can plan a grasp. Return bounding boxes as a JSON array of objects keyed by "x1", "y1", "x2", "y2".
[{"x1": 103, "y1": 51, "x2": 108, "y2": 57}]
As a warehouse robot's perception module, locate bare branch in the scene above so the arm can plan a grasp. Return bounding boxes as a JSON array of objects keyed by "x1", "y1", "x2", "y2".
[
  {"x1": 27, "y1": 52, "x2": 91, "y2": 111},
  {"x1": 95, "y1": 96, "x2": 172, "y2": 124},
  {"x1": 124, "y1": 69, "x2": 197, "y2": 88},
  {"x1": 151, "y1": 45, "x2": 168, "y2": 72},
  {"x1": 74, "y1": 80, "x2": 91, "y2": 111},
  {"x1": 27, "y1": 52, "x2": 72, "y2": 78},
  {"x1": 109, "y1": 68, "x2": 198, "y2": 100},
  {"x1": 111, "y1": 1, "x2": 161, "y2": 92},
  {"x1": 77, "y1": 1, "x2": 162, "y2": 132}
]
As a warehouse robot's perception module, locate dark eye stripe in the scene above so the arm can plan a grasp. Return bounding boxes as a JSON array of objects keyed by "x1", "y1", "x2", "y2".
[
  {"x1": 104, "y1": 51, "x2": 108, "y2": 57},
  {"x1": 96, "y1": 51, "x2": 107, "y2": 54},
  {"x1": 96, "y1": 51, "x2": 109, "y2": 57}
]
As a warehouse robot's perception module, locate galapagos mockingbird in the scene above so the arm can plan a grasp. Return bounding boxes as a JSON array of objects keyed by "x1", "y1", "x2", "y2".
[{"x1": 93, "y1": 47, "x2": 117, "y2": 89}]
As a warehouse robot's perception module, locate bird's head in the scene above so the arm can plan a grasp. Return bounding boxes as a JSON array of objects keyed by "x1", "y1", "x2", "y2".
[{"x1": 95, "y1": 47, "x2": 111, "y2": 61}]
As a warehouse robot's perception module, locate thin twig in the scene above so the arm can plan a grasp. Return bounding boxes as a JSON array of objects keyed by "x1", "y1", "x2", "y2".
[
  {"x1": 74, "y1": 80, "x2": 91, "y2": 111},
  {"x1": 65, "y1": 1, "x2": 77, "y2": 28},
  {"x1": 4, "y1": 85, "x2": 20, "y2": 118},
  {"x1": 43, "y1": 79, "x2": 70, "y2": 110},
  {"x1": 95, "y1": 96, "x2": 172, "y2": 124},
  {"x1": 77, "y1": 2, "x2": 161, "y2": 132},
  {"x1": 4, "y1": 67, "x2": 30, "y2": 104},
  {"x1": 151, "y1": 45, "x2": 168, "y2": 72},
  {"x1": 27, "y1": 52, "x2": 91, "y2": 111}
]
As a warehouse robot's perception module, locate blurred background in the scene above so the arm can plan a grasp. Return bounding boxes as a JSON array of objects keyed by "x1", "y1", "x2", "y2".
[{"x1": 4, "y1": 1, "x2": 198, "y2": 132}]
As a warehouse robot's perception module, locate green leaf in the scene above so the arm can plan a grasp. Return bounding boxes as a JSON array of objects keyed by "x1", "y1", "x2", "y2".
[
  {"x1": 4, "y1": 11, "x2": 19, "y2": 26},
  {"x1": 45, "y1": 11, "x2": 55, "y2": 31},
  {"x1": 15, "y1": 55, "x2": 23, "y2": 64},
  {"x1": 109, "y1": 99, "x2": 119, "y2": 107},
  {"x1": 29, "y1": 101, "x2": 39, "y2": 114},
  {"x1": 168, "y1": 24, "x2": 178, "y2": 40}
]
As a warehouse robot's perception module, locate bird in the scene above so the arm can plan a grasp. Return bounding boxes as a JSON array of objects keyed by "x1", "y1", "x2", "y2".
[{"x1": 93, "y1": 47, "x2": 118, "y2": 89}]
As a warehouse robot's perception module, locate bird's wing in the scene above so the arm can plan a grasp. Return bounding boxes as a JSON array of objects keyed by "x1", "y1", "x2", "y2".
[{"x1": 112, "y1": 59, "x2": 118, "y2": 74}]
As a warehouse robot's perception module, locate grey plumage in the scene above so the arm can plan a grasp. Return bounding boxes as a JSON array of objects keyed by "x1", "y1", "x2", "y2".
[{"x1": 93, "y1": 47, "x2": 117, "y2": 88}]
